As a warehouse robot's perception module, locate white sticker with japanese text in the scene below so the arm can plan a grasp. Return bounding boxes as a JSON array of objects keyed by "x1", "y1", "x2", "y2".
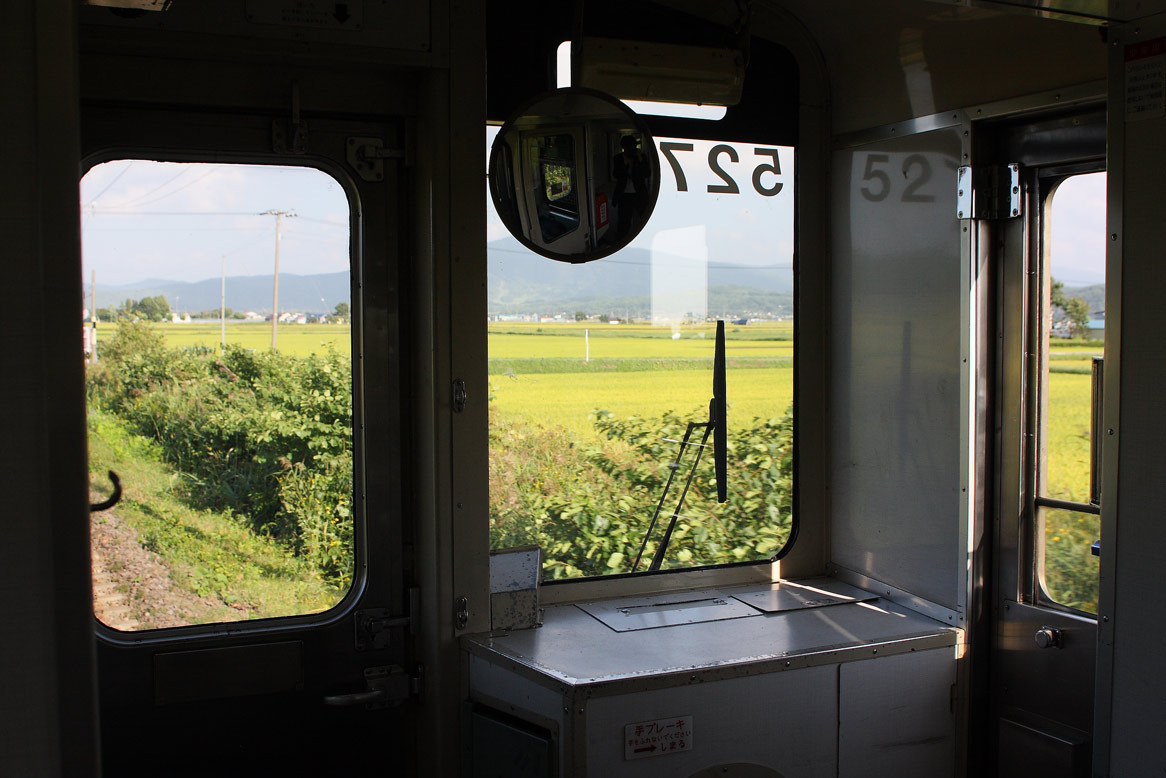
[{"x1": 624, "y1": 715, "x2": 694, "y2": 760}]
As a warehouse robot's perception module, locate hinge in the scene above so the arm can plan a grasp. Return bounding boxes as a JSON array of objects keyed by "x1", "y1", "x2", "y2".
[
  {"x1": 347, "y1": 136, "x2": 405, "y2": 182},
  {"x1": 956, "y1": 163, "x2": 1022, "y2": 220}
]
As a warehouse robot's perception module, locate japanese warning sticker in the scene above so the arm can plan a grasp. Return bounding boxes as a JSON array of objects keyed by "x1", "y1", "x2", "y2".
[
  {"x1": 1125, "y1": 38, "x2": 1166, "y2": 121},
  {"x1": 624, "y1": 715, "x2": 694, "y2": 760}
]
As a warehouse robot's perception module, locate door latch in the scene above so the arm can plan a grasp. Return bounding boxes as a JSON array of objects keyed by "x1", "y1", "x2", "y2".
[
  {"x1": 453, "y1": 379, "x2": 467, "y2": 413},
  {"x1": 347, "y1": 137, "x2": 405, "y2": 182},
  {"x1": 354, "y1": 608, "x2": 409, "y2": 651},
  {"x1": 273, "y1": 82, "x2": 308, "y2": 154}
]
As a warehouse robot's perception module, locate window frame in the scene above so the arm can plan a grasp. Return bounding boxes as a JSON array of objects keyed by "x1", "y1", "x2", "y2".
[
  {"x1": 82, "y1": 149, "x2": 370, "y2": 642},
  {"x1": 1028, "y1": 164, "x2": 1106, "y2": 617}
]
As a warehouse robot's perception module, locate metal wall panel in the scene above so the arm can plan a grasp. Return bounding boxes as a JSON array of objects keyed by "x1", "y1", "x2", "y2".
[
  {"x1": 1097, "y1": 17, "x2": 1166, "y2": 776},
  {"x1": 830, "y1": 124, "x2": 968, "y2": 614},
  {"x1": 764, "y1": 0, "x2": 1106, "y2": 135},
  {"x1": 838, "y1": 648, "x2": 957, "y2": 778},
  {"x1": 584, "y1": 666, "x2": 837, "y2": 778}
]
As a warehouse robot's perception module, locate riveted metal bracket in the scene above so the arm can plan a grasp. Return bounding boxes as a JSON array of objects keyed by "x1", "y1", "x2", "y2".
[{"x1": 347, "y1": 137, "x2": 405, "y2": 182}]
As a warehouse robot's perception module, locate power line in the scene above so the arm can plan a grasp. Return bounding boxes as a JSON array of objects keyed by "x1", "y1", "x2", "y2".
[
  {"x1": 85, "y1": 226, "x2": 269, "y2": 233},
  {"x1": 88, "y1": 210, "x2": 269, "y2": 217},
  {"x1": 83, "y1": 162, "x2": 134, "y2": 206},
  {"x1": 101, "y1": 165, "x2": 193, "y2": 208},
  {"x1": 115, "y1": 165, "x2": 224, "y2": 208}
]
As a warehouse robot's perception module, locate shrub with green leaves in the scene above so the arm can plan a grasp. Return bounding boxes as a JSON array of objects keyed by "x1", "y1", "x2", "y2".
[
  {"x1": 489, "y1": 406, "x2": 794, "y2": 579},
  {"x1": 87, "y1": 322, "x2": 354, "y2": 585}
]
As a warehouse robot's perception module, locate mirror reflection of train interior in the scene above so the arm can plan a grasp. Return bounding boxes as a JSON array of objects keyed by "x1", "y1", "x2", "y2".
[{"x1": 5, "y1": 0, "x2": 1164, "y2": 775}]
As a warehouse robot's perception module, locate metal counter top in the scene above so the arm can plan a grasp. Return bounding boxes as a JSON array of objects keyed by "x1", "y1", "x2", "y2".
[{"x1": 464, "y1": 577, "x2": 959, "y2": 691}]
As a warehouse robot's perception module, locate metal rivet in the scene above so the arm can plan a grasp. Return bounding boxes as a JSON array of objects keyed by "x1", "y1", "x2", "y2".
[
  {"x1": 958, "y1": 211, "x2": 964, "y2": 218},
  {"x1": 1111, "y1": 233, "x2": 1118, "y2": 241}
]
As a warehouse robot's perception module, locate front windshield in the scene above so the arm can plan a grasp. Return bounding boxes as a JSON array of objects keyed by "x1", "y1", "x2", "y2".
[{"x1": 487, "y1": 128, "x2": 795, "y2": 580}]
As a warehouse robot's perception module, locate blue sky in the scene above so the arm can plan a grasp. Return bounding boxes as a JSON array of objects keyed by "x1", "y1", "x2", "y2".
[
  {"x1": 1049, "y1": 171, "x2": 1107, "y2": 287},
  {"x1": 79, "y1": 143, "x2": 1103, "y2": 292},
  {"x1": 81, "y1": 161, "x2": 351, "y2": 287}
]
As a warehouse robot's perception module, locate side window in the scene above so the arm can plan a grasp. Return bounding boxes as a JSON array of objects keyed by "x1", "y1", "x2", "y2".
[
  {"x1": 1036, "y1": 171, "x2": 1105, "y2": 614},
  {"x1": 487, "y1": 128, "x2": 796, "y2": 580},
  {"x1": 82, "y1": 160, "x2": 356, "y2": 630}
]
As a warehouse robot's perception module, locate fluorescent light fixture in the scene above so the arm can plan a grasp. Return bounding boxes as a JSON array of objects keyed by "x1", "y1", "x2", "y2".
[
  {"x1": 558, "y1": 42, "x2": 730, "y2": 121},
  {"x1": 85, "y1": 0, "x2": 169, "y2": 9}
]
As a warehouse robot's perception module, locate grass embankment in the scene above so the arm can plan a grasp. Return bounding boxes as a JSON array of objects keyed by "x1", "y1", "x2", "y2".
[{"x1": 89, "y1": 409, "x2": 344, "y2": 626}]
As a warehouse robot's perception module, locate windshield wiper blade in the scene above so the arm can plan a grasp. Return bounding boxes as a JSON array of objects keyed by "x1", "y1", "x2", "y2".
[{"x1": 630, "y1": 321, "x2": 727, "y2": 573}]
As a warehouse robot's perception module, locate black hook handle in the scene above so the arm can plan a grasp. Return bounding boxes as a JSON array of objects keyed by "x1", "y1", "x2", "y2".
[{"x1": 90, "y1": 471, "x2": 122, "y2": 512}]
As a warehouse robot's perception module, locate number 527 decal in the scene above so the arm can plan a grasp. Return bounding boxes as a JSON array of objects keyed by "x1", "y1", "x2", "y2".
[{"x1": 659, "y1": 142, "x2": 787, "y2": 197}]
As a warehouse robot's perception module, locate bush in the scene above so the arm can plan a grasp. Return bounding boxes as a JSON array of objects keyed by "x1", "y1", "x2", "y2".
[
  {"x1": 489, "y1": 406, "x2": 794, "y2": 579},
  {"x1": 87, "y1": 322, "x2": 354, "y2": 585}
]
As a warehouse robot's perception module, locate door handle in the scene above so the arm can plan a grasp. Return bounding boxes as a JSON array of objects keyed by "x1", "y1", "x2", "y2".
[
  {"x1": 323, "y1": 665, "x2": 416, "y2": 708},
  {"x1": 324, "y1": 689, "x2": 386, "y2": 706}
]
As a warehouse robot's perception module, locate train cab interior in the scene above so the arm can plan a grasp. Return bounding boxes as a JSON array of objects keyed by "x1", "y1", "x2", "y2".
[{"x1": 4, "y1": 0, "x2": 1165, "y2": 775}]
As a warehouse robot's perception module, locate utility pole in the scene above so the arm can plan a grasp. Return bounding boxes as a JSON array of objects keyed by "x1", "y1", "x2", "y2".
[{"x1": 261, "y1": 209, "x2": 295, "y2": 350}]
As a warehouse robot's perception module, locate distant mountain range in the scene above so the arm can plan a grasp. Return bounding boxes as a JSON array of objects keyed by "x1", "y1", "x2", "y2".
[
  {"x1": 89, "y1": 243, "x2": 1098, "y2": 321},
  {"x1": 93, "y1": 272, "x2": 350, "y2": 315},
  {"x1": 487, "y1": 236, "x2": 793, "y2": 318}
]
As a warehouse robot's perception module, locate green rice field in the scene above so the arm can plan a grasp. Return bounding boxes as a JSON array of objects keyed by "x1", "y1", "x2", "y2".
[
  {"x1": 141, "y1": 321, "x2": 351, "y2": 356},
  {"x1": 134, "y1": 317, "x2": 1099, "y2": 608}
]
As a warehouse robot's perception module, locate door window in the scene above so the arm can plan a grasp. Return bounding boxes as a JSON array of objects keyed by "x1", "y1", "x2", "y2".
[
  {"x1": 82, "y1": 160, "x2": 356, "y2": 630},
  {"x1": 1036, "y1": 171, "x2": 1105, "y2": 614}
]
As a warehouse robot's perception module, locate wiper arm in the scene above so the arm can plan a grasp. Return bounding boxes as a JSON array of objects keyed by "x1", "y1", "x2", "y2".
[{"x1": 630, "y1": 321, "x2": 727, "y2": 573}]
